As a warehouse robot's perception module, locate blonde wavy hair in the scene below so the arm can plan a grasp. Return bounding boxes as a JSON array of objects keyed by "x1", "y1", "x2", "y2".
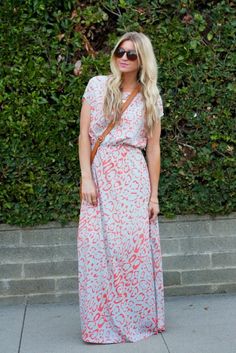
[{"x1": 103, "y1": 31, "x2": 162, "y2": 137}]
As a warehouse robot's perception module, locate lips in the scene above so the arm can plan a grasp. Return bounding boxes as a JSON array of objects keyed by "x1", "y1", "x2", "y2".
[{"x1": 119, "y1": 62, "x2": 128, "y2": 67}]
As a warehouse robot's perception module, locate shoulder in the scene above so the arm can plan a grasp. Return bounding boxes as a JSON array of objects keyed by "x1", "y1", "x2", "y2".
[
  {"x1": 87, "y1": 75, "x2": 109, "y2": 88},
  {"x1": 82, "y1": 75, "x2": 109, "y2": 104}
]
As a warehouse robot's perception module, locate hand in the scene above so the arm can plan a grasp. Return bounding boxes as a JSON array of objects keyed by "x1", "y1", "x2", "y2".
[
  {"x1": 148, "y1": 198, "x2": 160, "y2": 222},
  {"x1": 81, "y1": 177, "x2": 98, "y2": 206}
]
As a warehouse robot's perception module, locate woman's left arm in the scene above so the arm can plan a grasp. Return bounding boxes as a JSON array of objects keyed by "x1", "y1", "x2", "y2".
[{"x1": 146, "y1": 119, "x2": 161, "y2": 203}]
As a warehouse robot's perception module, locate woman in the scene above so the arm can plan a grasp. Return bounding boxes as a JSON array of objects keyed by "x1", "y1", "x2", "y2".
[{"x1": 77, "y1": 31, "x2": 165, "y2": 344}]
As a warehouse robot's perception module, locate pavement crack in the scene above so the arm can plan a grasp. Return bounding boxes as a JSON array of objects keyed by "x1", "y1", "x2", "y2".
[
  {"x1": 18, "y1": 297, "x2": 28, "y2": 353},
  {"x1": 161, "y1": 332, "x2": 171, "y2": 353}
]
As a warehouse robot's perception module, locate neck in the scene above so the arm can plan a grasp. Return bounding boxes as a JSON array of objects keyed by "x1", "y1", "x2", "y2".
[{"x1": 121, "y1": 72, "x2": 138, "y2": 91}]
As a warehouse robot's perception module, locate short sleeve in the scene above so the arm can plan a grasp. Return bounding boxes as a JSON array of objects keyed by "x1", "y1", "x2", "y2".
[
  {"x1": 82, "y1": 77, "x2": 96, "y2": 106},
  {"x1": 156, "y1": 94, "x2": 164, "y2": 119}
]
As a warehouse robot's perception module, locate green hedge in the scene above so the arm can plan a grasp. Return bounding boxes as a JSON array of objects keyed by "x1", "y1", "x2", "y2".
[{"x1": 0, "y1": 0, "x2": 235, "y2": 226}]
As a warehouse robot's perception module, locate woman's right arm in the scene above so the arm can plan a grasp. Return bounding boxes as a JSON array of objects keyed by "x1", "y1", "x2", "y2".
[{"x1": 78, "y1": 99, "x2": 98, "y2": 206}]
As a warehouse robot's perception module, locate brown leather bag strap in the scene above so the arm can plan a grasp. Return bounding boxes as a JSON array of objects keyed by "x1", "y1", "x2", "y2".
[{"x1": 90, "y1": 83, "x2": 141, "y2": 163}]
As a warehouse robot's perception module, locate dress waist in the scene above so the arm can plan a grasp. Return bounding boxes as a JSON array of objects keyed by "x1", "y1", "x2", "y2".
[{"x1": 96, "y1": 143, "x2": 143, "y2": 151}]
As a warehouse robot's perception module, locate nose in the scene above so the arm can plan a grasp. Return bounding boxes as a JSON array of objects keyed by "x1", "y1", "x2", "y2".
[{"x1": 122, "y1": 52, "x2": 128, "y2": 60}]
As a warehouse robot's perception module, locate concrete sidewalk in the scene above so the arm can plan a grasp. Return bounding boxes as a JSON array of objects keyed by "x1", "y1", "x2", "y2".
[{"x1": 1, "y1": 293, "x2": 235, "y2": 353}]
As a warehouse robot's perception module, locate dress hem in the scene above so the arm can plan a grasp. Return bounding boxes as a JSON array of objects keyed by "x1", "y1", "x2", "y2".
[{"x1": 82, "y1": 327, "x2": 166, "y2": 344}]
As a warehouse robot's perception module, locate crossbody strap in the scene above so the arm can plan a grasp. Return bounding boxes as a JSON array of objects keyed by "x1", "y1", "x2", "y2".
[{"x1": 90, "y1": 83, "x2": 141, "y2": 163}]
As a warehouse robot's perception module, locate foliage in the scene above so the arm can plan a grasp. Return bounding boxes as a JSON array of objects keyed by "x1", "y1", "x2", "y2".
[{"x1": 0, "y1": 0, "x2": 235, "y2": 225}]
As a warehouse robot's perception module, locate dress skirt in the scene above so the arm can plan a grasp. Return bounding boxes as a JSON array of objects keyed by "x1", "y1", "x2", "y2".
[{"x1": 77, "y1": 143, "x2": 165, "y2": 343}]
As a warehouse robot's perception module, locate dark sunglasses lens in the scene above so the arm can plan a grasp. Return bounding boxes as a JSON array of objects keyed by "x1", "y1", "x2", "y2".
[
  {"x1": 127, "y1": 51, "x2": 138, "y2": 61},
  {"x1": 115, "y1": 47, "x2": 125, "y2": 58}
]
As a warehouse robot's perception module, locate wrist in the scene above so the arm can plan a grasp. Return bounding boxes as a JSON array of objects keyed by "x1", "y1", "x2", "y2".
[
  {"x1": 149, "y1": 194, "x2": 159, "y2": 203},
  {"x1": 150, "y1": 194, "x2": 158, "y2": 199},
  {"x1": 81, "y1": 172, "x2": 93, "y2": 180},
  {"x1": 149, "y1": 199, "x2": 159, "y2": 204}
]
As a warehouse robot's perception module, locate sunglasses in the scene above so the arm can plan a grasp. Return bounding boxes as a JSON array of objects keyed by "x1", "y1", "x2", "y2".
[{"x1": 114, "y1": 47, "x2": 138, "y2": 61}]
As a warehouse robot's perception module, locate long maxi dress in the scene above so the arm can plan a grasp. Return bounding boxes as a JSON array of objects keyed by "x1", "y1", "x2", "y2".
[{"x1": 77, "y1": 75, "x2": 165, "y2": 343}]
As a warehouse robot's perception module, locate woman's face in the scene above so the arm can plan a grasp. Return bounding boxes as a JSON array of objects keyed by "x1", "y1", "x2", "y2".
[{"x1": 114, "y1": 40, "x2": 140, "y2": 75}]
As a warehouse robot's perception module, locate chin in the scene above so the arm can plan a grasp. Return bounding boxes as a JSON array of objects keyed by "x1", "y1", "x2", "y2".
[
  {"x1": 119, "y1": 66, "x2": 129, "y2": 71},
  {"x1": 119, "y1": 67, "x2": 134, "y2": 73}
]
